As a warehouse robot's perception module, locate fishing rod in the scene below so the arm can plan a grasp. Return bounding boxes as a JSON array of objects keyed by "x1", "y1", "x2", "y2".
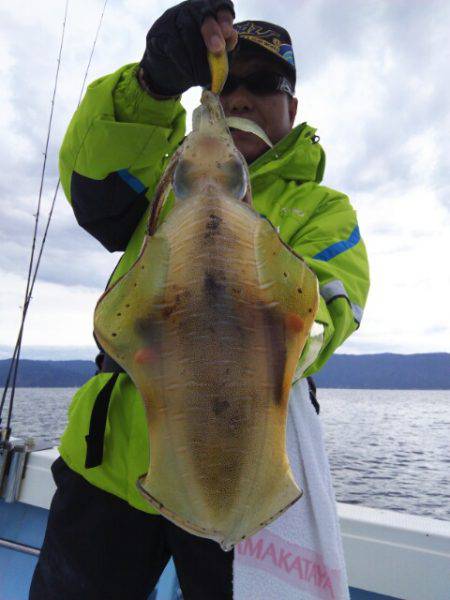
[
  {"x1": 3, "y1": 0, "x2": 109, "y2": 420},
  {"x1": 0, "y1": 0, "x2": 69, "y2": 445},
  {"x1": 1, "y1": 0, "x2": 109, "y2": 455}
]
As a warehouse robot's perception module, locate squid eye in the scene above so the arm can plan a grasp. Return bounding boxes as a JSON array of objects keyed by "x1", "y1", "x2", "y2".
[
  {"x1": 222, "y1": 159, "x2": 247, "y2": 200},
  {"x1": 173, "y1": 160, "x2": 194, "y2": 199}
]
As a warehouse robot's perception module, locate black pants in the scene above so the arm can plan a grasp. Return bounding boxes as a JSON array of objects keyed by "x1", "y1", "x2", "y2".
[{"x1": 29, "y1": 458, "x2": 234, "y2": 600}]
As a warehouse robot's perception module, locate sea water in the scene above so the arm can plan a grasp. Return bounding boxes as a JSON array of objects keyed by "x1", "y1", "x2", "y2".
[{"x1": 5, "y1": 387, "x2": 450, "y2": 521}]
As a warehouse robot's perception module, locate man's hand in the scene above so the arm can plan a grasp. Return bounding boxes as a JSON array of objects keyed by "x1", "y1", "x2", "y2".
[{"x1": 140, "y1": 0, "x2": 238, "y2": 98}]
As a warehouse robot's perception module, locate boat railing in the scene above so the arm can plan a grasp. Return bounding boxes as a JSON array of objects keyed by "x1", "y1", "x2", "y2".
[{"x1": 1, "y1": 447, "x2": 449, "y2": 599}]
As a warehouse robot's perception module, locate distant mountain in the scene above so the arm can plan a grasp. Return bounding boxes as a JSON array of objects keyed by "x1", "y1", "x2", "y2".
[
  {"x1": 0, "y1": 359, "x2": 96, "y2": 388},
  {"x1": 0, "y1": 353, "x2": 449, "y2": 389},
  {"x1": 314, "y1": 353, "x2": 450, "y2": 389}
]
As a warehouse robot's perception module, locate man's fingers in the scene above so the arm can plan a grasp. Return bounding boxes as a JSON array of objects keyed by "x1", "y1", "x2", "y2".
[
  {"x1": 216, "y1": 8, "x2": 233, "y2": 36},
  {"x1": 201, "y1": 8, "x2": 236, "y2": 55},
  {"x1": 201, "y1": 16, "x2": 226, "y2": 54},
  {"x1": 216, "y1": 8, "x2": 237, "y2": 50},
  {"x1": 225, "y1": 28, "x2": 238, "y2": 51}
]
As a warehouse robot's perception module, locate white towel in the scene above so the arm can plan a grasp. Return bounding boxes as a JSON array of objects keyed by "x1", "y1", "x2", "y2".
[{"x1": 233, "y1": 379, "x2": 350, "y2": 600}]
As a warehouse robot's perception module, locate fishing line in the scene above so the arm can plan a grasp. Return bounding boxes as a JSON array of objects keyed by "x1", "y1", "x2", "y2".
[
  {"x1": 77, "y1": 0, "x2": 108, "y2": 106},
  {"x1": 1, "y1": 0, "x2": 110, "y2": 439}
]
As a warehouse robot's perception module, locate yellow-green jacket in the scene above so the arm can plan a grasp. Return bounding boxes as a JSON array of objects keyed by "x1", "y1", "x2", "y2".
[{"x1": 58, "y1": 64, "x2": 369, "y2": 514}]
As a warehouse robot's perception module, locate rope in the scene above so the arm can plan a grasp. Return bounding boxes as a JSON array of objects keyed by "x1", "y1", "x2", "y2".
[{"x1": 1, "y1": 0, "x2": 109, "y2": 439}]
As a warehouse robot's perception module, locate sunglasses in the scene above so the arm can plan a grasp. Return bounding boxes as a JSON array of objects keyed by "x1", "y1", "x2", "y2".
[{"x1": 217, "y1": 71, "x2": 295, "y2": 97}]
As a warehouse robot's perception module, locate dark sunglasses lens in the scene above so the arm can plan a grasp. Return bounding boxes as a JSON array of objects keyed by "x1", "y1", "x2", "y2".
[
  {"x1": 220, "y1": 72, "x2": 292, "y2": 96},
  {"x1": 245, "y1": 72, "x2": 281, "y2": 94}
]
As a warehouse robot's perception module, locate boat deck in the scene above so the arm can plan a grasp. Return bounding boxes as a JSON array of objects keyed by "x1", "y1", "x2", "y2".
[{"x1": 1, "y1": 448, "x2": 449, "y2": 599}]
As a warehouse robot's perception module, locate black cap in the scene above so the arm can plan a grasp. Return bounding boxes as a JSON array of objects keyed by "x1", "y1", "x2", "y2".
[{"x1": 233, "y1": 21, "x2": 296, "y2": 87}]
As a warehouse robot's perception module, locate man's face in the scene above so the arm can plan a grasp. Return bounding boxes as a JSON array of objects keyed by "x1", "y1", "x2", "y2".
[{"x1": 219, "y1": 52, "x2": 298, "y2": 164}]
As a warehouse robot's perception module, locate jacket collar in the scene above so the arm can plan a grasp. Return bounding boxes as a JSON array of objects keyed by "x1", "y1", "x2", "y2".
[{"x1": 249, "y1": 122, "x2": 326, "y2": 184}]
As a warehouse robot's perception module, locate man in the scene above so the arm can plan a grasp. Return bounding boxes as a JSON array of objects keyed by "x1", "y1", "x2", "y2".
[{"x1": 30, "y1": 1, "x2": 369, "y2": 599}]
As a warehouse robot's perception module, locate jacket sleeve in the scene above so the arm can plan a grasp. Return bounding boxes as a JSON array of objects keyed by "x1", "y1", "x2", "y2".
[
  {"x1": 287, "y1": 184, "x2": 370, "y2": 377},
  {"x1": 59, "y1": 63, "x2": 186, "y2": 251}
]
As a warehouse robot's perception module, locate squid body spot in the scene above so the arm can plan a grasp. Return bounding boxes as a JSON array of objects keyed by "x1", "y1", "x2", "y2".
[
  {"x1": 285, "y1": 314, "x2": 303, "y2": 333},
  {"x1": 134, "y1": 347, "x2": 157, "y2": 364}
]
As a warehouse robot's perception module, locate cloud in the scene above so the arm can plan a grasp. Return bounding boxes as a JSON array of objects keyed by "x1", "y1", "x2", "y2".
[
  {"x1": 1, "y1": 0, "x2": 449, "y2": 356},
  {"x1": 0, "y1": 270, "x2": 101, "y2": 350}
]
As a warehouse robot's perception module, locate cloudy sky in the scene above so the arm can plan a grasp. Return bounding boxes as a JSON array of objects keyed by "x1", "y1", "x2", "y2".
[{"x1": 1, "y1": 0, "x2": 449, "y2": 360}]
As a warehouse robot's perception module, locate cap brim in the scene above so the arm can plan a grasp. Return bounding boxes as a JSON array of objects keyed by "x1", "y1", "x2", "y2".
[{"x1": 234, "y1": 37, "x2": 296, "y2": 85}]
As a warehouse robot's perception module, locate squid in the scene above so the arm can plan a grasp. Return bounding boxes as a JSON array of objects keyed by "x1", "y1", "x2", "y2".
[{"x1": 93, "y1": 52, "x2": 319, "y2": 550}]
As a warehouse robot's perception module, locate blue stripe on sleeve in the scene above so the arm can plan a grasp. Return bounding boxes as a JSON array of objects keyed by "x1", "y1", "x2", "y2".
[
  {"x1": 117, "y1": 169, "x2": 146, "y2": 194},
  {"x1": 313, "y1": 225, "x2": 361, "y2": 262}
]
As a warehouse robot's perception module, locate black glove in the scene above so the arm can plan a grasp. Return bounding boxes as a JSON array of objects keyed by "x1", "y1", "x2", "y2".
[{"x1": 140, "y1": 0, "x2": 235, "y2": 97}]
